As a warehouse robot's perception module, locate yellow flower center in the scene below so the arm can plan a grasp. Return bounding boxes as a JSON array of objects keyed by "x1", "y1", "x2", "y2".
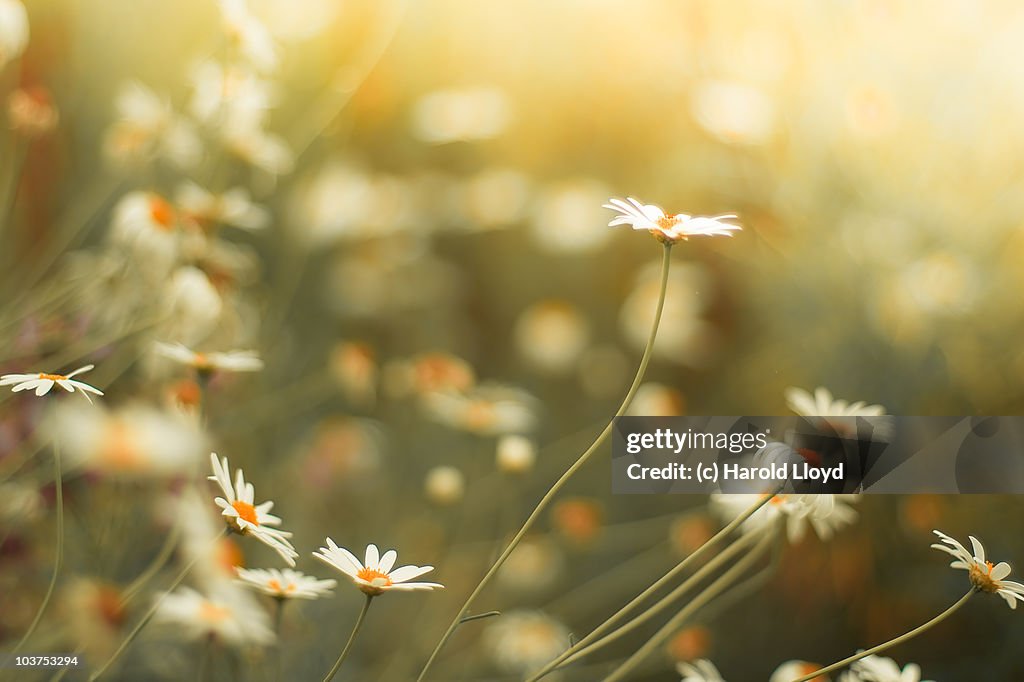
[
  {"x1": 969, "y1": 560, "x2": 1000, "y2": 593},
  {"x1": 232, "y1": 500, "x2": 259, "y2": 526},
  {"x1": 655, "y1": 214, "x2": 682, "y2": 230},
  {"x1": 38, "y1": 373, "x2": 67, "y2": 381}
]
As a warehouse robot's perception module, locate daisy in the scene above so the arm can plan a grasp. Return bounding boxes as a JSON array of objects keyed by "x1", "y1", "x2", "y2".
[
  {"x1": 676, "y1": 659, "x2": 725, "y2": 682},
  {"x1": 422, "y1": 383, "x2": 537, "y2": 436},
  {"x1": 176, "y1": 181, "x2": 270, "y2": 231},
  {"x1": 153, "y1": 585, "x2": 274, "y2": 646},
  {"x1": 482, "y1": 610, "x2": 571, "y2": 675},
  {"x1": 771, "y1": 660, "x2": 828, "y2": 682},
  {"x1": 235, "y1": 567, "x2": 336, "y2": 600},
  {"x1": 785, "y1": 386, "x2": 891, "y2": 439},
  {"x1": 0, "y1": 0, "x2": 29, "y2": 69},
  {"x1": 208, "y1": 453, "x2": 298, "y2": 566},
  {"x1": 931, "y1": 530, "x2": 1024, "y2": 609},
  {"x1": 1, "y1": 364, "x2": 103, "y2": 403},
  {"x1": 219, "y1": 0, "x2": 278, "y2": 72},
  {"x1": 313, "y1": 540, "x2": 443, "y2": 596},
  {"x1": 156, "y1": 342, "x2": 264, "y2": 373},
  {"x1": 103, "y1": 82, "x2": 200, "y2": 168},
  {"x1": 711, "y1": 493, "x2": 858, "y2": 544},
  {"x1": 838, "y1": 654, "x2": 931, "y2": 682},
  {"x1": 604, "y1": 197, "x2": 740, "y2": 243},
  {"x1": 7, "y1": 86, "x2": 59, "y2": 137}
]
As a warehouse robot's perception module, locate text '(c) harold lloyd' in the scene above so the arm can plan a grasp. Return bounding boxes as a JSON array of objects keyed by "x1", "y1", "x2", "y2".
[{"x1": 626, "y1": 461, "x2": 846, "y2": 483}]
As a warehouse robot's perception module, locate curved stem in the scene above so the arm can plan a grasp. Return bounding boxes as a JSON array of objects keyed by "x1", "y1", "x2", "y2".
[
  {"x1": 415, "y1": 243, "x2": 674, "y2": 681},
  {"x1": 88, "y1": 530, "x2": 226, "y2": 681},
  {"x1": 9, "y1": 442, "x2": 63, "y2": 659},
  {"x1": 323, "y1": 594, "x2": 374, "y2": 682},
  {"x1": 530, "y1": 492, "x2": 777, "y2": 680},
  {"x1": 603, "y1": 530, "x2": 776, "y2": 682},
  {"x1": 788, "y1": 590, "x2": 975, "y2": 682}
]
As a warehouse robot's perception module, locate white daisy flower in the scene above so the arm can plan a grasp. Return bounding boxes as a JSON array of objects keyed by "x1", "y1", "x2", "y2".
[
  {"x1": 785, "y1": 386, "x2": 891, "y2": 439},
  {"x1": 189, "y1": 60, "x2": 273, "y2": 128},
  {"x1": 208, "y1": 453, "x2": 298, "y2": 566},
  {"x1": 223, "y1": 123, "x2": 294, "y2": 175},
  {"x1": 1, "y1": 364, "x2": 103, "y2": 403},
  {"x1": 313, "y1": 540, "x2": 443, "y2": 596},
  {"x1": 422, "y1": 383, "x2": 537, "y2": 436},
  {"x1": 482, "y1": 610, "x2": 571, "y2": 674},
  {"x1": 235, "y1": 567, "x2": 336, "y2": 600},
  {"x1": 0, "y1": 0, "x2": 29, "y2": 69},
  {"x1": 219, "y1": 0, "x2": 278, "y2": 72},
  {"x1": 931, "y1": 530, "x2": 1024, "y2": 609},
  {"x1": 176, "y1": 181, "x2": 270, "y2": 231},
  {"x1": 153, "y1": 585, "x2": 274, "y2": 646},
  {"x1": 603, "y1": 197, "x2": 740, "y2": 243},
  {"x1": 711, "y1": 493, "x2": 858, "y2": 544},
  {"x1": 677, "y1": 659, "x2": 726, "y2": 682},
  {"x1": 838, "y1": 654, "x2": 930, "y2": 682},
  {"x1": 103, "y1": 81, "x2": 200, "y2": 168},
  {"x1": 156, "y1": 341, "x2": 264, "y2": 373},
  {"x1": 7, "y1": 86, "x2": 59, "y2": 137},
  {"x1": 771, "y1": 660, "x2": 828, "y2": 682}
]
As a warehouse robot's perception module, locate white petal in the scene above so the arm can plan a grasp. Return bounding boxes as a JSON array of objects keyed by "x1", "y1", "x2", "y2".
[
  {"x1": 387, "y1": 565, "x2": 435, "y2": 583},
  {"x1": 364, "y1": 544, "x2": 380, "y2": 570}
]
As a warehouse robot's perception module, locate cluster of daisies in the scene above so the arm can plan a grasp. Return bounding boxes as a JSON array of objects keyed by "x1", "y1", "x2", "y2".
[{"x1": 208, "y1": 452, "x2": 443, "y2": 602}]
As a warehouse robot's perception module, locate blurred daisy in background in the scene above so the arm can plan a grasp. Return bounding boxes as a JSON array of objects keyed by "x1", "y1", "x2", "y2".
[
  {"x1": 0, "y1": 0, "x2": 29, "y2": 69},
  {"x1": 838, "y1": 654, "x2": 930, "y2": 682},
  {"x1": 676, "y1": 658, "x2": 726, "y2": 682},
  {"x1": 153, "y1": 585, "x2": 274, "y2": 646},
  {"x1": 711, "y1": 493, "x2": 859, "y2": 543},
  {"x1": 235, "y1": 567, "x2": 336, "y2": 600},
  {"x1": 156, "y1": 342, "x2": 264, "y2": 374},
  {"x1": 482, "y1": 610, "x2": 570, "y2": 676}
]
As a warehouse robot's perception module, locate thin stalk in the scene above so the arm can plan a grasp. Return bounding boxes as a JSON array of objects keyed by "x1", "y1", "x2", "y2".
[
  {"x1": 555, "y1": 530, "x2": 763, "y2": 673},
  {"x1": 9, "y1": 442, "x2": 64, "y2": 659},
  {"x1": 602, "y1": 531, "x2": 776, "y2": 682},
  {"x1": 323, "y1": 594, "x2": 374, "y2": 682},
  {"x1": 788, "y1": 590, "x2": 975, "y2": 682},
  {"x1": 88, "y1": 530, "x2": 227, "y2": 680},
  {"x1": 530, "y1": 492, "x2": 777, "y2": 680},
  {"x1": 120, "y1": 512, "x2": 183, "y2": 605},
  {"x1": 416, "y1": 243, "x2": 674, "y2": 681}
]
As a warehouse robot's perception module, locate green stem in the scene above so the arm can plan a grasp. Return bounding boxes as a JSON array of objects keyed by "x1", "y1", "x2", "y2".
[
  {"x1": 603, "y1": 530, "x2": 776, "y2": 682},
  {"x1": 530, "y1": 492, "x2": 778, "y2": 680},
  {"x1": 88, "y1": 530, "x2": 226, "y2": 680},
  {"x1": 415, "y1": 243, "x2": 673, "y2": 681},
  {"x1": 9, "y1": 442, "x2": 63, "y2": 659},
  {"x1": 323, "y1": 594, "x2": 374, "y2": 682},
  {"x1": 556, "y1": 530, "x2": 763, "y2": 674},
  {"x1": 788, "y1": 590, "x2": 975, "y2": 682}
]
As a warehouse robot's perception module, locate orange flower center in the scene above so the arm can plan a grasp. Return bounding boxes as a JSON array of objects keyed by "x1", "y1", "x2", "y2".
[
  {"x1": 199, "y1": 602, "x2": 231, "y2": 624},
  {"x1": 38, "y1": 373, "x2": 67, "y2": 381},
  {"x1": 267, "y1": 579, "x2": 296, "y2": 594},
  {"x1": 356, "y1": 568, "x2": 392, "y2": 588},
  {"x1": 969, "y1": 560, "x2": 999, "y2": 593},
  {"x1": 232, "y1": 500, "x2": 259, "y2": 526},
  {"x1": 148, "y1": 196, "x2": 175, "y2": 230}
]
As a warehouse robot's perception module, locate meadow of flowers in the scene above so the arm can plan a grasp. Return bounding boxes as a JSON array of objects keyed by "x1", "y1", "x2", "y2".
[{"x1": 2, "y1": 1, "x2": 1024, "y2": 680}]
